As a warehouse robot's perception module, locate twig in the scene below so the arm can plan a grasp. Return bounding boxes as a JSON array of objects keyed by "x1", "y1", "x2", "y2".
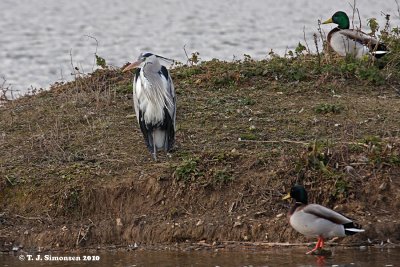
[
  {"x1": 349, "y1": 0, "x2": 357, "y2": 30},
  {"x1": 183, "y1": 44, "x2": 191, "y2": 66},
  {"x1": 70, "y1": 49, "x2": 77, "y2": 78},
  {"x1": 0, "y1": 77, "x2": 17, "y2": 102},
  {"x1": 356, "y1": 8, "x2": 362, "y2": 30},
  {"x1": 84, "y1": 35, "x2": 99, "y2": 72},
  {"x1": 395, "y1": 0, "x2": 400, "y2": 18},
  {"x1": 76, "y1": 219, "x2": 95, "y2": 246},
  {"x1": 303, "y1": 26, "x2": 311, "y2": 54},
  {"x1": 15, "y1": 214, "x2": 43, "y2": 223},
  {"x1": 238, "y1": 139, "x2": 309, "y2": 145},
  {"x1": 5, "y1": 176, "x2": 16, "y2": 186},
  {"x1": 238, "y1": 139, "x2": 371, "y2": 148},
  {"x1": 313, "y1": 33, "x2": 321, "y2": 67},
  {"x1": 317, "y1": 19, "x2": 325, "y2": 46}
]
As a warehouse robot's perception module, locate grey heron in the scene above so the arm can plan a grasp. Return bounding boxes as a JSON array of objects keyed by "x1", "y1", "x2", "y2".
[
  {"x1": 123, "y1": 53, "x2": 176, "y2": 160},
  {"x1": 322, "y1": 11, "x2": 388, "y2": 58}
]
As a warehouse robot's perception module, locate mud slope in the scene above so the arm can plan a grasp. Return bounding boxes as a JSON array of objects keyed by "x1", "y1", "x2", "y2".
[{"x1": 1, "y1": 57, "x2": 400, "y2": 251}]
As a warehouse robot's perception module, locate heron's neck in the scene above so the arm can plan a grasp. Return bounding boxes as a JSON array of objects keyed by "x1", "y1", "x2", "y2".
[{"x1": 143, "y1": 60, "x2": 161, "y2": 73}]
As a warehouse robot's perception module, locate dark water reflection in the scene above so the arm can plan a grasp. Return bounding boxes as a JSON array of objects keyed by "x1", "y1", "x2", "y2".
[{"x1": 1, "y1": 247, "x2": 399, "y2": 267}]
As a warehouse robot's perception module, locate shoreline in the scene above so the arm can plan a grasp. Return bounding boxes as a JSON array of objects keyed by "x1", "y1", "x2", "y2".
[{"x1": 1, "y1": 57, "x2": 400, "y2": 253}]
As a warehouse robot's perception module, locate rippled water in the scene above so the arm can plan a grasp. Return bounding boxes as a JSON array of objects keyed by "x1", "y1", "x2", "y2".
[
  {"x1": 1, "y1": 0, "x2": 399, "y2": 95},
  {"x1": 1, "y1": 247, "x2": 400, "y2": 267}
]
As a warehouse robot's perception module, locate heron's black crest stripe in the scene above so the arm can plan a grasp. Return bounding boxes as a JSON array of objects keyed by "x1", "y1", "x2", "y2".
[
  {"x1": 142, "y1": 52, "x2": 153, "y2": 58},
  {"x1": 134, "y1": 68, "x2": 141, "y2": 81},
  {"x1": 159, "y1": 66, "x2": 169, "y2": 80}
]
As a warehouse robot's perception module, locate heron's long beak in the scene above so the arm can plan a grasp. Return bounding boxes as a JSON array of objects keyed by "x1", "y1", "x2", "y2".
[
  {"x1": 122, "y1": 61, "x2": 141, "y2": 72},
  {"x1": 282, "y1": 193, "x2": 291, "y2": 200},
  {"x1": 322, "y1": 18, "x2": 333, "y2": 24}
]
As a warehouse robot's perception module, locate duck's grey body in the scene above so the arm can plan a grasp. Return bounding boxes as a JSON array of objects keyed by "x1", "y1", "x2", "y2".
[
  {"x1": 289, "y1": 203, "x2": 361, "y2": 239},
  {"x1": 284, "y1": 185, "x2": 364, "y2": 254},
  {"x1": 328, "y1": 28, "x2": 387, "y2": 58}
]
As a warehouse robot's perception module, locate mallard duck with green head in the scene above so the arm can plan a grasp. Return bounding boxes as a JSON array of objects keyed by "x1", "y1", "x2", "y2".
[
  {"x1": 283, "y1": 185, "x2": 365, "y2": 254},
  {"x1": 322, "y1": 11, "x2": 388, "y2": 58}
]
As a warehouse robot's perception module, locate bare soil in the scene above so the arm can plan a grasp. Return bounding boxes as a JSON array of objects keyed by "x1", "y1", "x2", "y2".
[{"x1": 1, "y1": 58, "x2": 400, "y2": 252}]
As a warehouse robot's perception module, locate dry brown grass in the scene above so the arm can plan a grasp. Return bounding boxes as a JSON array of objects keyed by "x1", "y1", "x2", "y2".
[{"x1": 1, "y1": 57, "x2": 400, "y2": 250}]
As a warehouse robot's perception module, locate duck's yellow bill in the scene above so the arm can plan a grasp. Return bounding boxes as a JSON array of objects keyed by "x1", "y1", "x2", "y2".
[
  {"x1": 322, "y1": 18, "x2": 333, "y2": 24},
  {"x1": 282, "y1": 193, "x2": 291, "y2": 200}
]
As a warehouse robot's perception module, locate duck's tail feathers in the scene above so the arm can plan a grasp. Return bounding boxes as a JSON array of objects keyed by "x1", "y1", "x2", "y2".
[
  {"x1": 344, "y1": 222, "x2": 365, "y2": 236},
  {"x1": 372, "y1": 50, "x2": 389, "y2": 58}
]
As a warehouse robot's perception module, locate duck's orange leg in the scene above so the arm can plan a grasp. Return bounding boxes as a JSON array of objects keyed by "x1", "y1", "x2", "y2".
[
  {"x1": 306, "y1": 237, "x2": 323, "y2": 255},
  {"x1": 318, "y1": 237, "x2": 325, "y2": 249}
]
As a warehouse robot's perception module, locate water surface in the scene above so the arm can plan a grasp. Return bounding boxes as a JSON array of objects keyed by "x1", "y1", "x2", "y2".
[
  {"x1": 1, "y1": 247, "x2": 399, "y2": 267},
  {"x1": 1, "y1": 0, "x2": 399, "y2": 95}
]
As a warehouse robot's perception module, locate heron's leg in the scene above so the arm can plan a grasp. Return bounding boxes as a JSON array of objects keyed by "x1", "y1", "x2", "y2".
[
  {"x1": 306, "y1": 237, "x2": 322, "y2": 255},
  {"x1": 152, "y1": 131, "x2": 157, "y2": 161}
]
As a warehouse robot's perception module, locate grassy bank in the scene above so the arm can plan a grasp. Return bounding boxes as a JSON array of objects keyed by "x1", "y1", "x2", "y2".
[{"x1": 1, "y1": 48, "x2": 400, "y2": 252}]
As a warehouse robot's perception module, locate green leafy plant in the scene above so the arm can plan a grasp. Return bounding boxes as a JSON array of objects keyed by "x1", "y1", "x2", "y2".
[
  {"x1": 332, "y1": 178, "x2": 349, "y2": 199},
  {"x1": 175, "y1": 158, "x2": 201, "y2": 182},
  {"x1": 295, "y1": 42, "x2": 307, "y2": 56},
  {"x1": 95, "y1": 54, "x2": 107, "y2": 68},
  {"x1": 213, "y1": 169, "x2": 234, "y2": 184},
  {"x1": 367, "y1": 18, "x2": 379, "y2": 35},
  {"x1": 314, "y1": 103, "x2": 342, "y2": 114}
]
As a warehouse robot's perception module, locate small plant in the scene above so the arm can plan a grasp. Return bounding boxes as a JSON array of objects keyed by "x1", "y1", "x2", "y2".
[
  {"x1": 367, "y1": 18, "x2": 379, "y2": 36},
  {"x1": 239, "y1": 97, "x2": 255, "y2": 106},
  {"x1": 175, "y1": 158, "x2": 201, "y2": 182},
  {"x1": 314, "y1": 103, "x2": 342, "y2": 114},
  {"x1": 299, "y1": 140, "x2": 333, "y2": 172},
  {"x1": 361, "y1": 135, "x2": 382, "y2": 146},
  {"x1": 0, "y1": 78, "x2": 13, "y2": 102},
  {"x1": 95, "y1": 54, "x2": 107, "y2": 69},
  {"x1": 332, "y1": 178, "x2": 349, "y2": 199},
  {"x1": 173, "y1": 65, "x2": 203, "y2": 79},
  {"x1": 213, "y1": 169, "x2": 234, "y2": 184},
  {"x1": 239, "y1": 133, "x2": 257, "y2": 141},
  {"x1": 5, "y1": 175, "x2": 24, "y2": 186},
  {"x1": 65, "y1": 188, "x2": 81, "y2": 211},
  {"x1": 115, "y1": 84, "x2": 132, "y2": 94},
  {"x1": 295, "y1": 42, "x2": 307, "y2": 56},
  {"x1": 184, "y1": 50, "x2": 201, "y2": 66},
  {"x1": 243, "y1": 54, "x2": 253, "y2": 62},
  {"x1": 357, "y1": 64, "x2": 384, "y2": 84}
]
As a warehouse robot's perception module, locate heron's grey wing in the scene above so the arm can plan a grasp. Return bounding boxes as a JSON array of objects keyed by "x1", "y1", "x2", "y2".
[
  {"x1": 158, "y1": 66, "x2": 176, "y2": 151},
  {"x1": 133, "y1": 68, "x2": 141, "y2": 124},
  {"x1": 160, "y1": 66, "x2": 176, "y2": 129},
  {"x1": 168, "y1": 73, "x2": 176, "y2": 131},
  {"x1": 303, "y1": 204, "x2": 353, "y2": 225}
]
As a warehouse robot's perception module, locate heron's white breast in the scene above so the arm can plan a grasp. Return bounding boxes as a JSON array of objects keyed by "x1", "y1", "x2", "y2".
[{"x1": 135, "y1": 75, "x2": 166, "y2": 125}]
